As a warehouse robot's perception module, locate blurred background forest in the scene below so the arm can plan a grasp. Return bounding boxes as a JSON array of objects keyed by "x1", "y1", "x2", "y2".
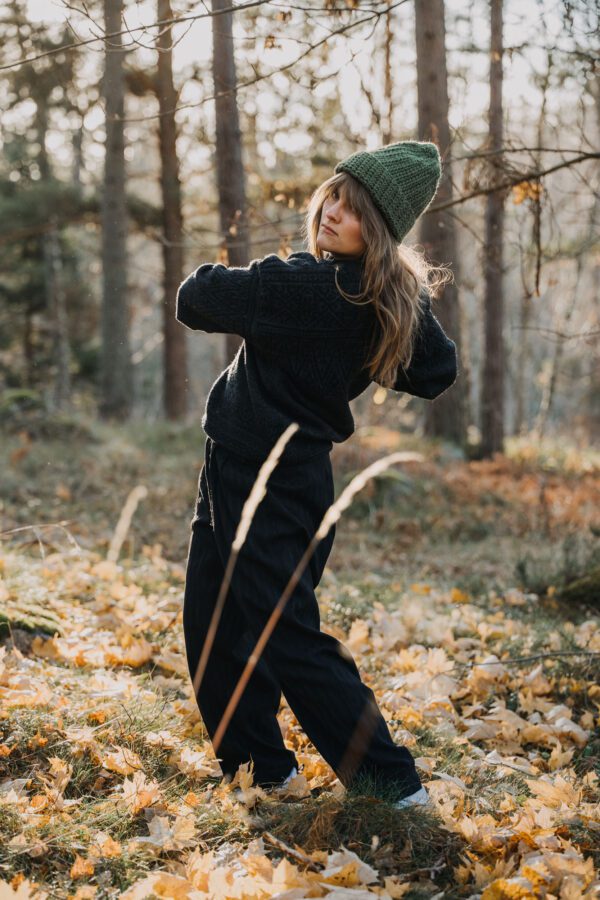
[
  {"x1": 1, "y1": 0, "x2": 600, "y2": 569},
  {"x1": 0, "y1": 0, "x2": 598, "y2": 451}
]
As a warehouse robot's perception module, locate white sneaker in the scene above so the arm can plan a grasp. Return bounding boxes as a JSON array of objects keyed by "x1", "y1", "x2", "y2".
[
  {"x1": 393, "y1": 785, "x2": 431, "y2": 809},
  {"x1": 246, "y1": 767, "x2": 299, "y2": 798},
  {"x1": 277, "y1": 766, "x2": 298, "y2": 789}
]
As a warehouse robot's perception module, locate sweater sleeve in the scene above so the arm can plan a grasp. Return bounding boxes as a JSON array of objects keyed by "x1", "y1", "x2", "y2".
[
  {"x1": 175, "y1": 259, "x2": 260, "y2": 338},
  {"x1": 387, "y1": 291, "x2": 458, "y2": 400}
]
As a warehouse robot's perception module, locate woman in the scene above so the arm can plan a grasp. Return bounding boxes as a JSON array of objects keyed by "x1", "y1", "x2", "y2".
[{"x1": 176, "y1": 140, "x2": 458, "y2": 809}]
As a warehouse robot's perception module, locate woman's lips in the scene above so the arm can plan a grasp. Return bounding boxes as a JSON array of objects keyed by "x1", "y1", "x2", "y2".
[{"x1": 321, "y1": 224, "x2": 337, "y2": 235}]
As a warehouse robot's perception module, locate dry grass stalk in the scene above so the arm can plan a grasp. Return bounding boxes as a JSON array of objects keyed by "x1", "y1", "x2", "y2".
[
  {"x1": 211, "y1": 442, "x2": 424, "y2": 772},
  {"x1": 107, "y1": 485, "x2": 148, "y2": 563}
]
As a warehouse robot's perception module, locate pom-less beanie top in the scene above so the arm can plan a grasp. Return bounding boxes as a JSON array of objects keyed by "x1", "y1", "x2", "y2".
[{"x1": 334, "y1": 140, "x2": 442, "y2": 243}]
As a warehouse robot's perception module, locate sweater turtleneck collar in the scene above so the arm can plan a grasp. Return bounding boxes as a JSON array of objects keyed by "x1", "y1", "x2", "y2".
[{"x1": 326, "y1": 252, "x2": 365, "y2": 265}]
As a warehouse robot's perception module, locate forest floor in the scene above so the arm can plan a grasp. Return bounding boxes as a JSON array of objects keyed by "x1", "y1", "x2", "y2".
[{"x1": 0, "y1": 415, "x2": 599, "y2": 899}]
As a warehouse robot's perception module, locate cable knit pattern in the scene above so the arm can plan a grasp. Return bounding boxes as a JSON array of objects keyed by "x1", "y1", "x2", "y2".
[{"x1": 176, "y1": 251, "x2": 458, "y2": 465}]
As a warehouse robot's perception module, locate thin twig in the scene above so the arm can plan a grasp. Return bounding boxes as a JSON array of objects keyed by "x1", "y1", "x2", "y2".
[
  {"x1": 0, "y1": 0, "x2": 274, "y2": 71},
  {"x1": 262, "y1": 831, "x2": 324, "y2": 871},
  {"x1": 430, "y1": 152, "x2": 600, "y2": 214},
  {"x1": 117, "y1": 0, "x2": 408, "y2": 124},
  {"x1": 449, "y1": 650, "x2": 600, "y2": 673}
]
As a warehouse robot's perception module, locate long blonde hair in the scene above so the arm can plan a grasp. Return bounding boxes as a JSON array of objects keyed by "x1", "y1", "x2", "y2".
[{"x1": 301, "y1": 171, "x2": 453, "y2": 388}]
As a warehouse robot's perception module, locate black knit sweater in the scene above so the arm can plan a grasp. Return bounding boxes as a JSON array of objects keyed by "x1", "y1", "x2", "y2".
[{"x1": 176, "y1": 251, "x2": 458, "y2": 465}]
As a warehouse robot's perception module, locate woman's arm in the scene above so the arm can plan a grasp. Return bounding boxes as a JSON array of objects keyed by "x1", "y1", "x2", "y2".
[
  {"x1": 389, "y1": 291, "x2": 458, "y2": 400},
  {"x1": 175, "y1": 259, "x2": 260, "y2": 338}
]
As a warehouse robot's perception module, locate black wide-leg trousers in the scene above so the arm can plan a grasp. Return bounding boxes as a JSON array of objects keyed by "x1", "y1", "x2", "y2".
[{"x1": 182, "y1": 435, "x2": 423, "y2": 800}]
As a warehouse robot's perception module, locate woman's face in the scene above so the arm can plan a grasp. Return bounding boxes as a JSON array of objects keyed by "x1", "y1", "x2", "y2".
[{"x1": 317, "y1": 187, "x2": 366, "y2": 258}]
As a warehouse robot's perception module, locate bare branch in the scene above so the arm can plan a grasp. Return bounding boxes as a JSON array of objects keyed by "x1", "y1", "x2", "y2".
[
  {"x1": 0, "y1": 0, "x2": 274, "y2": 71},
  {"x1": 451, "y1": 145, "x2": 599, "y2": 160},
  {"x1": 430, "y1": 152, "x2": 600, "y2": 214},
  {"x1": 0, "y1": 0, "x2": 397, "y2": 71},
  {"x1": 512, "y1": 325, "x2": 600, "y2": 341},
  {"x1": 1, "y1": 148, "x2": 598, "y2": 248},
  {"x1": 115, "y1": 0, "x2": 409, "y2": 123}
]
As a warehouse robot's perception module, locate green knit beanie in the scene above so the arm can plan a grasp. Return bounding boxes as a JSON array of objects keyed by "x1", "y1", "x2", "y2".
[{"x1": 334, "y1": 140, "x2": 442, "y2": 243}]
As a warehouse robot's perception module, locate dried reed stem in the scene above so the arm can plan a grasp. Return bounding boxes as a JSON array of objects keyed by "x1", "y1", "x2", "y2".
[{"x1": 210, "y1": 443, "x2": 424, "y2": 783}]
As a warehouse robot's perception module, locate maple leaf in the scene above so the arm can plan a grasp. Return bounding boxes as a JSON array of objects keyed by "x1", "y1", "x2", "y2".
[
  {"x1": 69, "y1": 854, "x2": 95, "y2": 879},
  {"x1": 120, "y1": 872, "x2": 197, "y2": 900},
  {"x1": 171, "y1": 745, "x2": 222, "y2": 779},
  {"x1": 131, "y1": 814, "x2": 197, "y2": 852},
  {"x1": 88, "y1": 831, "x2": 122, "y2": 859},
  {"x1": 0, "y1": 878, "x2": 48, "y2": 899},
  {"x1": 345, "y1": 618, "x2": 370, "y2": 652},
  {"x1": 144, "y1": 729, "x2": 181, "y2": 750},
  {"x1": 524, "y1": 774, "x2": 582, "y2": 809},
  {"x1": 98, "y1": 745, "x2": 143, "y2": 775},
  {"x1": 482, "y1": 875, "x2": 537, "y2": 898},
  {"x1": 318, "y1": 846, "x2": 379, "y2": 886},
  {"x1": 119, "y1": 771, "x2": 162, "y2": 814}
]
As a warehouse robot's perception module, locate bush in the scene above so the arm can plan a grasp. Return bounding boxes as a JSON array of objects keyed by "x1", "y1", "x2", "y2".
[{"x1": 515, "y1": 530, "x2": 600, "y2": 603}]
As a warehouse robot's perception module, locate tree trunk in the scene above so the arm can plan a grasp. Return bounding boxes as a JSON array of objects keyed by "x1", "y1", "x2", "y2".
[
  {"x1": 382, "y1": 1, "x2": 393, "y2": 145},
  {"x1": 587, "y1": 72, "x2": 600, "y2": 444},
  {"x1": 35, "y1": 102, "x2": 50, "y2": 181},
  {"x1": 414, "y1": 0, "x2": 466, "y2": 449},
  {"x1": 480, "y1": 0, "x2": 506, "y2": 457},
  {"x1": 514, "y1": 279, "x2": 532, "y2": 436},
  {"x1": 43, "y1": 221, "x2": 72, "y2": 411},
  {"x1": 515, "y1": 62, "x2": 549, "y2": 435},
  {"x1": 536, "y1": 168, "x2": 599, "y2": 439},
  {"x1": 23, "y1": 299, "x2": 35, "y2": 389},
  {"x1": 72, "y1": 114, "x2": 84, "y2": 188},
  {"x1": 157, "y1": 0, "x2": 189, "y2": 420},
  {"x1": 100, "y1": 0, "x2": 132, "y2": 420},
  {"x1": 211, "y1": 0, "x2": 250, "y2": 366},
  {"x1": 514, "y1": 201, "x2": 539, "y2": 436}
]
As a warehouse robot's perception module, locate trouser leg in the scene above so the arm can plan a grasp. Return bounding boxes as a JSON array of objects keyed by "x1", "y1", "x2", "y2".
[
  {"x1": 182, "y1": 443, "x2": 298, "y2": 785},
  {"x1": 209, "y1": 442, "x2": 423, "y2": 802}
]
